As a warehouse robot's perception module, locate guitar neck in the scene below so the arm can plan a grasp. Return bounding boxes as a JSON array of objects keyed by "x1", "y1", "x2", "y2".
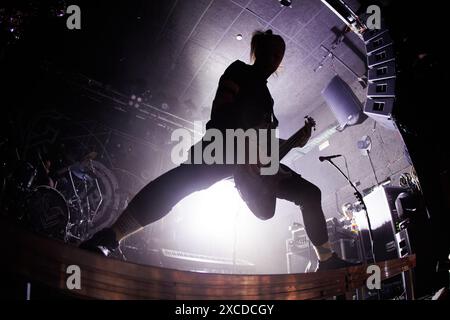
[{"x1": 279, "y1": 127, "x2": 307, "y2": 160}]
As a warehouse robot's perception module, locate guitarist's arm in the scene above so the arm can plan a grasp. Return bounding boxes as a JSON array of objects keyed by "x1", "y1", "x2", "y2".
[
  {"x1": 296, "y1": 119, "x2": 314, "y2": 148},
  {"x1": 277, "y1": 126, "x2": 311, "y2": 150},
  {"x1": 296, "y1": 122, "x2": 312, "y2": 148},
  {"x1": 213, "y1": 80, "x2": 239, "y2": 106},
  {"x1": 288, "y1": 118, "x2": 315, "y2": 149},
  {"x1": 209, "y1": 79, "x2": 240, "y2": 129},
  {"x1": 209, "y1": 61, "x2": 246, "y2": 130},
  {"x1": 278, "y1": 135, "x2": 309, "y2": 149}
]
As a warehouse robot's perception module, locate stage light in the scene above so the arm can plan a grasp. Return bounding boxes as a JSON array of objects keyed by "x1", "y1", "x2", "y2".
[
  {"x1": 279, "y1": 0, "x2": 292, "y2": 7},
  {"x1": 167, "y1": 179, "x2": 269, "y2": 258},
  {"x1": 162, "y1": 172, "x2": 289, "y2": 271},
  {"x1": 357, "y1": 135, "x2": 372, "y2": 155},
  {"x1": 184, "y1": 180, "x2": 244, "y2": 243},
  {"x1": 236, "y1": 34, "x2": 243, "y2": 41}
]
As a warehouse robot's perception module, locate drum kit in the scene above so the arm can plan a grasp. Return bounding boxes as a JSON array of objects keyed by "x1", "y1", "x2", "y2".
[{"x1": 0, "y1": 149, "x2": 110, "y2": 243}]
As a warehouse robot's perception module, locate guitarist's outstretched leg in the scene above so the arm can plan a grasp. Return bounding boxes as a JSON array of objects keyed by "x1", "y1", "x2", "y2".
[
  {"x1": 80, "y1": 163, "x2": 234, "y2": 255},
  {"x1": 274, "y1": 164, "x2": 359, "y2": 271}
]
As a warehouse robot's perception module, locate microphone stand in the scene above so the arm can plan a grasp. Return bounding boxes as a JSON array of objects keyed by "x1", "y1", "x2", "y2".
[{"x1": 324, "y1": 158, "x2": 377, "y2": 264}]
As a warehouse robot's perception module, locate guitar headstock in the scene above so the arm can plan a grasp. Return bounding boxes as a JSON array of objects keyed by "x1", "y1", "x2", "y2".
[{"x1": 304, "y1": 116, "x2": 317, "y2": 131}]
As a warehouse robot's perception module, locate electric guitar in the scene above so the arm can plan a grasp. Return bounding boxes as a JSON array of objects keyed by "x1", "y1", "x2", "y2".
[{"x1": 233, "y1": 116, "x2": 316, "y2": 220}]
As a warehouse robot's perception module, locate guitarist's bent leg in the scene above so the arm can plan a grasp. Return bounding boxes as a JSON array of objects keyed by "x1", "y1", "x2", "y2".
[
  {"x1": 274, "y1": 164, "x2": 328, "y2": 247},
  {"x1": 80, "y1": 163, "x2": 233, "y2": 254},
  {"x1": 274, "y1": 164, "x2": 358, "y2": 270}
]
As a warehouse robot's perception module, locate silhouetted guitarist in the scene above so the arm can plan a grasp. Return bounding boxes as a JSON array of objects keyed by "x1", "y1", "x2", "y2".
[{"x1": 81, "y1": 30, "x2": 358, "y2": 271}]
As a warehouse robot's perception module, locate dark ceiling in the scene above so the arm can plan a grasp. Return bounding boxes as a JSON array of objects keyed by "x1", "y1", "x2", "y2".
[
  {"x1": 4, "y1": 0, "x2": 368, "y2": 135},
  {"x1": 115, "y1": 0, "x2": 367, "y2": 125}
]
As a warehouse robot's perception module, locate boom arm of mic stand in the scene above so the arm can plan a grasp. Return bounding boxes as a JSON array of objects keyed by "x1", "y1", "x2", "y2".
[{"x1": 325, "y1": 158, "x2": 377, "y2": 264}]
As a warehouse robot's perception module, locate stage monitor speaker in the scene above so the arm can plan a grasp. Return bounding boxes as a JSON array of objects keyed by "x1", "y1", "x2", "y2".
[
  {"x1": 321, "y1": 75, "x2": 362, "y2": 130},
  {"x1": 364, "y1": 98, "x2": 396, "y2": 130}
]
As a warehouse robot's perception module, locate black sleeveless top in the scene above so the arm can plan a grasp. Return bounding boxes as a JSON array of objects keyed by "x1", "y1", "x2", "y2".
[{"x1": 206, "y1": 60, "x2": 278, "y2": 131}]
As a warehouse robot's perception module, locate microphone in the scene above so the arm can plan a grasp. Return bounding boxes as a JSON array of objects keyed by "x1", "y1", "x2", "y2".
[{"x1": 319, "y1": 154, "x2": 342, "y2": 162}]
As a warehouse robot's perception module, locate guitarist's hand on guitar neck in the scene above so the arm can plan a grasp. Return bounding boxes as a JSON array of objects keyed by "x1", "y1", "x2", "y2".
[
  {"x1": 292, "y1": 116, "x2": 316, "y2": 149},
  {"x1": 244, "y1": 116, "x2": 316, "y2": 173}
]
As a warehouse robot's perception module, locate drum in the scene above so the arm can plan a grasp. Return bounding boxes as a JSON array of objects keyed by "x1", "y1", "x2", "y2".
[
  {"x1": 26, "y1": 186, "x2": 69, "y2": 240},
  {"x1": 55, "y1": 159, "x2": 120, "y2": 241}
]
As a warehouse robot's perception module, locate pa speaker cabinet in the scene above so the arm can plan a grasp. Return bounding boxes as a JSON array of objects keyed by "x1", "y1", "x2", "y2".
[
  {"x1": 367, "y1": 45, "x2": 395, "y2": 68},
  {"x1": 368, "y1": 61, "x2": 396, "y2": 82},
  {"x1": 366, "y1": 31, "x2": 393, "y2": 55},
  {"x1": 367, "y1": 78, "x2": 396, "y2": 98},
  {"x1": 364, "y1": 98, "x2": 396, "y2": 130},
  {"x1": 355, "y1": 186, "x2": 408, "y2": 262},
  {"x1": 363, "y1": 28, "x2": 389, "y2": 43},
  {"x1": 321, "y1": 75, "x2": 362, "y2": 129}
]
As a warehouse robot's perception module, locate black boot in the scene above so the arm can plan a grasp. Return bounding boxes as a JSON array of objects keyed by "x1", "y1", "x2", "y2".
[
  {"x1": 79, "y1": 228, "x2": 119, "y2": 256},
  {"x1": 315, "y1": 253, "x2": 361, "y2": 272}
]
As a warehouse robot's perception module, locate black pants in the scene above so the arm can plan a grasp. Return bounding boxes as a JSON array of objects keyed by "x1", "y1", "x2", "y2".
[{"x1": 126, "y1": 162, "x2": 328, "y2": 246}]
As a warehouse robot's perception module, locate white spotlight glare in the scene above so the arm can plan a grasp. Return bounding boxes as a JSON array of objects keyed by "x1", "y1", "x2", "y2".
[{"x1": 177, "y1": 180, "x2": 247, "y2": 246}]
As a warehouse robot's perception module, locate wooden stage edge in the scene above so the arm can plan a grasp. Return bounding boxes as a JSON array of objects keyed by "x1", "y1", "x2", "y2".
[{"x1": 1, "y1": 220, "x2": 416, "y2": 300}]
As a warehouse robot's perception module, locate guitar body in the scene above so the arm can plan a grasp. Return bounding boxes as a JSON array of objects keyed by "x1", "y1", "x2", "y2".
[
  {"x1": 233, "y1": 116, "x2": 316, "y2": 220},
  {"x1": 233, "y1": 165, "x2": 277, "y2": 220}
]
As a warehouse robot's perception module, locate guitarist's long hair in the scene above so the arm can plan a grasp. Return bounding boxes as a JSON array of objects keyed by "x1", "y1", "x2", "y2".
[{"x1": 250, "y1": 29, "x2": 286, "y2": 75}]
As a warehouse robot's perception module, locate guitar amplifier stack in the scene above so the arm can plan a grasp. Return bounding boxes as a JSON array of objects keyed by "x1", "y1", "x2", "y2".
[
  {"x1": 355, "y1": 185, "x2": 407, "y2": 262},
  {"x1": 363, "y1": 27, "x2": 398, "y2": 130},
  {"x1": 286, "y1": 218, "x2": 360, "y2": 273}
]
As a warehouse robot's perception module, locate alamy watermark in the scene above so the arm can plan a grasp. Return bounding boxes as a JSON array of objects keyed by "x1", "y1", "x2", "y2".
[
  {"x1": 63, "y1": 4, "x2": 381, "y2": 32},
  {"x1": 366, "y1": 265, "x2": 381, "y2": 290},
  {"x1": 366, "y1": 5, "x2": 381, "y2": 30},
  {"x1": 66, "y1": 5, "x2": 81, "y2": 30},
  {"x1": 66, "y1": 264, "x2": 81, "y2": 290},
  {"x1": 170, "y1": 124, "x2": 280, "y2": 175}
]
